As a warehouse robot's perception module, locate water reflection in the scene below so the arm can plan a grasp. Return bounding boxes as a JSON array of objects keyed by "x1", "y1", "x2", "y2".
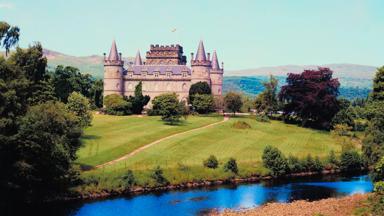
[{"x1": 13, "y1": 174, "x2": 374, "y2": 216}]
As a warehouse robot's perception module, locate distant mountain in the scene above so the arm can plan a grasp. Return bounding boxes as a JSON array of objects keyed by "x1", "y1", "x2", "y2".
[
  {"x1": 43, "y1": 49, "x2": 134, "y2": 78},
  {"x1": 227, "y1": 64, "x2": 377, "y2": 79}
]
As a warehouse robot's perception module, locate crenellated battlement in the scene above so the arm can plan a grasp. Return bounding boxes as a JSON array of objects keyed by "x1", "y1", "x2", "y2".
[{"x1": 146, "y1": 44, "x2": 186, "y2": 65}]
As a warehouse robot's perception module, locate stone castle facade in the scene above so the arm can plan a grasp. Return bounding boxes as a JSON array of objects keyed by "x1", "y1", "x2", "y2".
[{"x1": 103, "y1": 40, "x2": 224, "y2": 103}]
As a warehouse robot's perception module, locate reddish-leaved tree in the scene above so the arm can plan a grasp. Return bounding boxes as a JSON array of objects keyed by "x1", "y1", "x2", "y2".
[{"x1": 279, "y1": 67, "x2": 340, "y2": 129}]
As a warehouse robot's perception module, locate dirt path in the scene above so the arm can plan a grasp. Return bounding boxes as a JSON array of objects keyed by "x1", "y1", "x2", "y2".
[
  {"x1": 95, "y1": 116, "x2": 230, "y2": 169},
  {"x1": 214, "y1": 193, "x2": 368, "y2": 216}
]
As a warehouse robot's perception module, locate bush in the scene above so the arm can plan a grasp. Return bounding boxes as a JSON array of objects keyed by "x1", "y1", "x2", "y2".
[
  {"x1": 224, "y1": 158, "x2": 238, "y2": 174},
  {"x1": 332, "y1": 124, "x2": 353, "y2": 137},
  {"x1": 191, "y1": 94, "x2": 214, "y2": 114},
  {"x1": 224, "y1": 92, "x2": 243, "y2": 115},
  {"x1": 340, "y1": 150, "x2": 362, "y2": 172},
  {"x1": 232, "y1": 121, "x2": 251, "y2": 129},
  {"x1": 301, "y1": 154, "x2": 323, "y2": 172},
  {"x1": 255, "y1": 114, "x2": 270, "y2": 122},
  {"x1": 326, "y1": 150, "x2": 340, "y2": 169},
  {"x1": 66, "y1": 92, "x2": 93, "y2": 128},
  {"x1": 313, "y1": 156, "x2": 324, "y2": 172},
  {"x1": 122, "y1": 170, "x2": 135, "y2": 186},
  {"x1": 152, "y1": 93, "x2": 183, "y2": 124},
  {"x1": 287, "y1": 155, "x2": 304, "y2": 173},
  {"x1": 372, "y1": 157, "x2": 384, "y2": 182},
  {"x1": 103, "y1": 94, "x2": 132, "y2": 115},
  {"x1": 204, "y1": 155, "x2": 219, "y2": 169},
  {"x1": 151, "y1": 166, "x2": 168, "y2": 185},
  {"x1": 262, "y1": 146, "x2": 288, "y2": 176}
]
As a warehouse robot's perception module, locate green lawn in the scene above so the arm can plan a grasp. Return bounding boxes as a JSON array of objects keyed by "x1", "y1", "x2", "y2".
[
  {"x1": 78, "y1": 116, "x2": 344, "y2": 192},
  {"x1": 77, "y1": 114, "x2": 223, "y2": 166}
]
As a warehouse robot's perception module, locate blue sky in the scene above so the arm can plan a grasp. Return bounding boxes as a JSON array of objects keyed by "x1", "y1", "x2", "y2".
[{"x1": 1, "y1": 0, "x2": 383, "y2": 70}]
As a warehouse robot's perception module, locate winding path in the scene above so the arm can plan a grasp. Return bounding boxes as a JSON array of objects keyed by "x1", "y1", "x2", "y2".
[{"x1": 95, "y1": 116, "x2": 230, "y2": 169}]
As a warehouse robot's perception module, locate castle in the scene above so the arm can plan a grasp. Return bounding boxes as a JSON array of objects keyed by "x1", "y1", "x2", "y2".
[{"x1": 103, "y1": 40, "x2": 224, "y2": 104}]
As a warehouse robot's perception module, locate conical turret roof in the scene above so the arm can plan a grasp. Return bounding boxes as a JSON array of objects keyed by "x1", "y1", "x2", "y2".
[
  {"x1": 108, "y1": 40, "x2": 119, "y2": 61},
  {"x1": 135, "y1": 50, "x2": 142, "y2": 65},
  {"x1": 211, "y1": 50, "x2": 220, "y2": 70},
  {"x1": 194, "y1": 40, "x2": 207, "y2": 61}
]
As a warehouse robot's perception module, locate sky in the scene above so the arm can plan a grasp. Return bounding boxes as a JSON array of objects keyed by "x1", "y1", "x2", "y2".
[{"x1": 1, "y1": 0, "x2": 383, "y2": 70}]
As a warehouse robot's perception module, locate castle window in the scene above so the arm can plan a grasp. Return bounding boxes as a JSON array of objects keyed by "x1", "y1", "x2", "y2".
[
  {"x1": 128, "y1": 72, "x2": 133, "y2": 78},
  {"x1": 182, "y1": 72, "x2": 187, "y2": 77},
  {"x1": 154, "y1": 72, "x2": 159, "y2": 77},
  {"x1": 166, "y1": 72, "x2": 171, "y2": 78},
  {"x1": 142, "y1": 72, "x2": 147, "y2": 77}
]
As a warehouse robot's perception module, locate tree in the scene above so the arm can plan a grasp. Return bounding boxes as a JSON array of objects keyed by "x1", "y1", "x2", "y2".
[
  {"x1": 262, "y1": 146, "x2": 288, "y2": 176},
  {"x1": 51, "y1": 65, "x2": 93, "y2": 103},
  {"x1": 203, "y1": 155, "x2": 219, "y2": 169},
  {"x1": 103, "y1": 94, "x2": 132, "y2": 115},
  {"x1": 66, "y1": 92, "x2": 93, "y2": 128},
  {"x1": 254, "y1": 75, "x2": 279, "y2": 114},
  {"x1": 128, "y1": 81, "x2": 150, "y2": 114},
  {"x1": 279, "y1": 67, "x2": 340, "y2": 129},
  {"x1": 189, "y1": 81, "x2": 211, "y2": 102},
  {"x1": 152, "y1": 93, "x2": 183, "y2": 124},
  {"x1": 371, "y1": 66, "x2": 384, "y2": 101},
  {"x1": 224, "y1": 158, "x2": 238, "y2": 174},
  {"x1": 0, "y1": 21, "x2": 20, "y2": 55},
  {"x1": 13, "y1": 102, "x2": 82, "y2": 201},
  {"x1": 89, "y1": 79, "x2": 103, "y2": 108},
  {"x1": 191, "y1": 94, "x2": 214, "y2": 114},
  {"x1": 224, "y1": 92, "x2": 243, "y2": 116}
]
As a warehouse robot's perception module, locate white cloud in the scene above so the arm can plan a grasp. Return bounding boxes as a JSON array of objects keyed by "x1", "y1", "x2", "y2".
[{"x1": 0, "y1": 2, "x2": 14, "y2": 9}]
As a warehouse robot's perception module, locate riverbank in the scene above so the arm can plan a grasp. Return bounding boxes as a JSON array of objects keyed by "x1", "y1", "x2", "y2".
[{"x1": 215, "y1": 193, "x2": 369, "y2": 216}]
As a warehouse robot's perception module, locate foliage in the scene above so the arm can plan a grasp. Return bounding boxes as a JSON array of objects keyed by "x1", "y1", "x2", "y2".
[
  {"x1": 240, "y1": 94, "x2": 254, "y2": 113},
  {"x1": 262, "y1": 145, "x2": 288, "y2": 176},
  {"x1": 66, "y1": 92, "x2": 93, "y2": 128},
  {"x1": 224, "y1": 158, "x2": 238, "y2": 174},
  {"x1": 224, "y1": 91, "x2": 243, "y2": 115},
  {"x1": 255, "y1": 114, "x2": 270, "y2": 122},
  {"x1": 371, "y1": 66, "x2": 384, "y2": 101},
  {"x1": 128, "y1": 81, "x2": 150, "y2": 114},
  {"x1": 89, "y1": 79, "x2": 103, "y2": 108},
  {"x1": 213, "y1": 95, "x2": 224, "y2": 111},
  {"x1": 232, "y1": 121, "x2": 251, "y2": 129},
  {"x1": 151, "y1": 166, "x2": 168, "y2": 185},
  {"x1": 203, "y1": 155, "x2": 219, "y2": 169},
  {"x1": 301, "y1": 154, "x2": 324, "y2": 172},
  {"x1": 340, "y1": 149, "x2": 362, "y2": 172},
  {"x1": 191, "y1": 94, "x2": 214, "y2": 114},
  {"x1": 371, "y1": 157, "x2": 384, "y2": 182},
  {"x1": 122, "y1": 170, "x2": 135, "y2": 186},
  {"x1": 279, "y1": 67, "x2": 340, "y2": 129},
  {"x1": 326, "y1": 150, "x2": 340, "y2": 169},
  {"x1": 331, "y1": 107, "x2": 355, "y2": 128},
  {"x1": 332, "y1": 124, "x2": 353, "y2": 137},
  {"x1": 254, "y1": 75, "x2": 279, "y2": 114},
  {"x1": 103, "y1": 94, "x2": 132, "y2": 115},
  {"x1": 14, "y1": 102, "x2": 82, "y2": 201},
  {"x1": 287, "y1": 155, "x2": 304, "y2": 173},
  {"x1": 0, "y1": 21, "x2": 19, "y2": 55},
  {"x1": 152, "y1": 93, "x2": 184, "y2": 124},
  {"x1": 189, "y1": 81, "x2": 211, "y2": 102},
  {"x1": 51, "y1": 65, "x2": 94, "y2": 103}
]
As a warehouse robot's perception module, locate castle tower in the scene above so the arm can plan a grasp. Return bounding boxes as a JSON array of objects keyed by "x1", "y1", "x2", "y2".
[
  {"x1": 191, "y1": 40, "x2": 211, "y2": 85},
  {"x1": 134, "y1": 50, "x2": 142, "y2": 65},
  {"x1": 103, "y1": 40, "x2": 124, "y2": 96},
  {"x1": 210, "y1": 50, "x2": 224, "y2": 96}
]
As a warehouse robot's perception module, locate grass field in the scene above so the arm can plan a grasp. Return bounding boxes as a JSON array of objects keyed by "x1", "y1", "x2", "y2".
[
  {"x1": 77, "y1": 115, "x2": 345, "y2": 193},
  {"x1": 77, "y1": 114, "x2": 223, "y2": 166}
]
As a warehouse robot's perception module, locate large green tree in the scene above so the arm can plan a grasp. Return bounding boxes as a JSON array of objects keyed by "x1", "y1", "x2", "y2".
[
  {"x1": 191, "y1": 94, "x2": 214, "y2": 114},
  {"x1": 0, "y1": 21, "x2": 20, "y2": 55},
  {"x1": 254, "y1": 75, "x2": 279, "y2": 115},
  {"x1": 224, "y1": 92, "x2": 243, "y2": 115},
  {"x1": 152, "y1": 93, "x2": 184, "y2": 124},
  {"x1": 371, "y1": 66, "x2": 384, "y2": 101},
  {"x1": 189, "y1": 81, "x2": 211, "y2": 102},
  {"x1": 66, "y1": 92, "x2": 93, "y2": 128}
]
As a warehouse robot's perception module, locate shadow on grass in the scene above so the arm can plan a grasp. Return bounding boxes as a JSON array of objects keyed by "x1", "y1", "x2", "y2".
[
  {"x1": 75, "y1": 163, "x2": 95, "y2": 171},
  {"x1": 81, "y1": 134, "x2": 101, "y2": 140}
]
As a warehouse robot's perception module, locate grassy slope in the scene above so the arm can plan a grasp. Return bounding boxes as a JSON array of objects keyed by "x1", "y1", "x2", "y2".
[
  {"x1": 78, "y1": 116, "x2": 343, "y2": 192},
  {"x1": 77, "y1": 114, "x2": 223, "y2": 166}
]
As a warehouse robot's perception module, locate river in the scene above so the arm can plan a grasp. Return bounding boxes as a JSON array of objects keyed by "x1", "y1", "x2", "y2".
[{"x1": 13, "y1": 174, "x2": 373, "y2": 216}]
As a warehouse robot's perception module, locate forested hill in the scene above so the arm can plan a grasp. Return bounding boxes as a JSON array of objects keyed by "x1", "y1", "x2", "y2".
[{"x1": 37, "y1": 49, "x2": 377, "y2": 99}]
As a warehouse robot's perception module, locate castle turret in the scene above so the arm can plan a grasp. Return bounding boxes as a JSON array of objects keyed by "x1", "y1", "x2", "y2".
[
  {"x1": 103, "y1": 40, "x2": 124, "y2": 96},
  {"x1": 210, "y1": 50, "x2": 224, "y2": 96},
  {"x1": 191, "y1": 40, "x2": 211, "y2": 85},
  {"x1": 135, "y1": 50, "x2": 142, "y2": 65}
]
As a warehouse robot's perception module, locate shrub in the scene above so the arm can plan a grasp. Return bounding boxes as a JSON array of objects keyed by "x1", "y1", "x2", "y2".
[
  {"x1": 340, "y1": 150, "x2": 362, "y2": 172},
  {"x1": 204, "y1": 155, "x2": 219, "y2": 169},
  {"x1": 326, "y1": 150, "x2": 340, "y2": 169},
  {"x1": 313, "y1": 156, "x2": 324, "y2": 172},
  {"x1": 224, "y1": 158, "x2": 238, "y2": 174},
  {"x1": 255, "y1": 114, "x2": 270, "y2": 122},
  {"x1": 152, "y1": 93, "x2": 183, "y2": 124},
  {"x1": 224, "y1": 92, "x2": 243, "y2": 115},
  {"x1": 332, "y1": 124, "x2": 353, "y2": 137},
  {"x1": 232, "y1": 121, "x2": 251, "y2": 129},
  {"x1": 287, "y1": 155, "x2": 304, "y2": 173},
  {"x1": 151, "y1": 166, "x2": 168, "y2": 185},
  {"x1": 371, "y1": 157, "x2": 384, "y2": 182},
  {"x1": 103, "y1": 94, "x2": 132, "y2": 115},
  {"x1": 66, "y1": 92, "x2": 93, "y2": 128},
  {"x1": 122, "y1": 170, "x2": 135, "y2": 186},
  {"x1": 262, "y1": 146, "x2": 288, "y2": 176}
]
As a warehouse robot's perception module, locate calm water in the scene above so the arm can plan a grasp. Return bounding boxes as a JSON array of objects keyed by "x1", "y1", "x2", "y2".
[{"x1": 13, "y1": 174, "x2": 373, "y2": 216}]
